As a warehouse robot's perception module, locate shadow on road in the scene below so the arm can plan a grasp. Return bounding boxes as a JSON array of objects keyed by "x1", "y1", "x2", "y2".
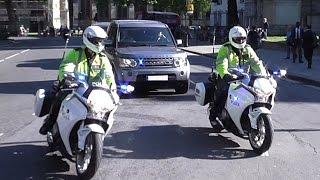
[
  {"x1": 275, "y1": 128, "x2": 320, "y2": 132},
  {"x1": 0, "y1": 143, "x2": 77, "y2": 179},
  {"x1": 0, "y1": 80, "x2": 54, "y2": 95},
  {"x1": 121, "y1": 91, "x2": 196, "y2": 102},
  {"x1": 103, "y1": 125, "x2": 257, "y2": 160},
  {"x1": 16, "y1": 58, "x2": 61, "y2": 70},
  {"x1": 188, "y1": 54, "x2": 214, "y2": 68},
  {"x1": 0, "y1": 37, "x2": 82, "y2": 51}
]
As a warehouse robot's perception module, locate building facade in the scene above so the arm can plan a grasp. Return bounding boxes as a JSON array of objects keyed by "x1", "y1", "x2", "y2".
[
  {"x1": 0, "y1": 0, "x2": 70, "y2": 32},
  {"x1": 245, "y1": 0, "x2": 320, "y2": 34},
  {"x1": 210, "y1": 0, "x2": 246, "y2": 27},
  {"x1": 211, "y1": 0, "x2": 320, "y2": 35},
  {"x1": 0, "y1": 0, "x2": 48, "y2": 32}
]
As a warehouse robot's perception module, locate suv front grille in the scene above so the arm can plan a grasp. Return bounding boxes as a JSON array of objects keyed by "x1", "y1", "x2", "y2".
[{"x1": 141, "y1": 57, "x2": 174, "y2": 67}]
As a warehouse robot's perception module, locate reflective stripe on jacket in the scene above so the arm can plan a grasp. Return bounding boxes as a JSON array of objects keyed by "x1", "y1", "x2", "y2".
[
  {"x1": 58, "y1": 47, "x2": 116, "y2": 89},
  {"x1": 216, "y1": 42, "x2": 266, "y2": 78}
]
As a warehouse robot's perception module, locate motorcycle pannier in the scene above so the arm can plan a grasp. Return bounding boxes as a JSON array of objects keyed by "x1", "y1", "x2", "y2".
[
  {"x1": 194, "y1": 82, "x2": 214, "y2": 106},
  {"x1": 34, "y1": 89, "x2": 53, "y2": 117}
]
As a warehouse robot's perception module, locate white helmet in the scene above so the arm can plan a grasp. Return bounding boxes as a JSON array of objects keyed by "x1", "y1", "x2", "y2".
[
  {"x1": 83, "y1": 26, "x2": 107, "y2": 53},
  {"x1": 229, "y1": 26, "x2": 247, "y2": 49}
]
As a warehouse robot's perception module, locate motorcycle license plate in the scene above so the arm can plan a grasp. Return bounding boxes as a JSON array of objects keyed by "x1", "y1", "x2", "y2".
[{"x1": 147, "y1": 75, "x2": 168, "y2": 81}]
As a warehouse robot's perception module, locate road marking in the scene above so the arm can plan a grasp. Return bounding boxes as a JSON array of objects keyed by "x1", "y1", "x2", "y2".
[
  {"x1": 20, "y1": 49, "x2": 30, "y2": 54},
  {"x1": 4, "y1": 53, "x2": 19, "y2": 60},
  {"x1": 0, "y1": 133, "x2": 3, "y2": 137},
  {"x1": 261, "y1": 151, "x2": 269, "y2": 156},
  {"x1": 0, "y1": 49, "x2": 30, "y2": 63}
]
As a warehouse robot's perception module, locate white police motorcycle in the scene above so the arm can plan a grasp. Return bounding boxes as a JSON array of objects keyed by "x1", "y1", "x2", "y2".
[
  {"x1": 34, "y1": 72, "x2": 134, "y2": 179},
  {"x1": 195, "y1": 68, "x2": 286, "y2": 154}
]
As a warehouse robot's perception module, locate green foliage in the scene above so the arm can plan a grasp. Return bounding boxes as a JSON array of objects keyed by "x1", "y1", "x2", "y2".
[
  {"x1": 154, "y1": 0, "x2": 211, "y2": 17},
  {"x1": 115, "y1": 0, "x2": 157, "y2": 6},
  {"x1": 194, "y1": 0, "x2": 211, "y2": 18}
]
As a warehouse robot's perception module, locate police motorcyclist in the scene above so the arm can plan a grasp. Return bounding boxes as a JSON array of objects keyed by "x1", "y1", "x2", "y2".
[
  {"x1": 209, "y1": 26, "x2": 267, "y2": 129},
  {"x1": 39, "y1": 25, "x2": 116, "y2": 135}
]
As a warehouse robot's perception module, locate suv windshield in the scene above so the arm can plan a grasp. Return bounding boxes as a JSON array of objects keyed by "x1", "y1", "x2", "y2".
[{"x1": 117, "y1": 27, "x2": 175, "y2": 47}]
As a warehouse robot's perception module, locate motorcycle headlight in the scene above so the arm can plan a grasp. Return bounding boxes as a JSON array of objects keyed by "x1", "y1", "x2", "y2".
[
  {"x1": 173, "y1": 57, "x2": 187, "y2": 67},
  {"x1": 86, "y1": 90, "x2": 116, "y2": 120},
  {"x1": 119, "y1": 58, "x2": 137, "y2": 68},
  {"x1": 254, "y1": 88, "x2": 269, "y2": 102}
]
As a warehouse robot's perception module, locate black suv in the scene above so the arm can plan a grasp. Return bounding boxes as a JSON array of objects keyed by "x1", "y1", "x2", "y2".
[{"x1": 105, "y1": 20, "x2": 190, "y2": 94}]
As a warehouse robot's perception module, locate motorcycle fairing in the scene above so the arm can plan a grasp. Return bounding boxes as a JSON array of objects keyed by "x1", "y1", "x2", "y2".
[
  {"x1": 226, "y1": 83, "x2": 254, "y2": 135},
  {"x1": 248, "y1": 107, "x2": 272, "y2": 129},
  {"x1": 57, "y1": 94, "x2": 88, "y2": 155}
]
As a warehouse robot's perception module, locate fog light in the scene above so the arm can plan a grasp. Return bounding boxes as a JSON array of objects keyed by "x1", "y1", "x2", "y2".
[{"x1": 180, "y1": 71, "x2": 184, "y2": 76}]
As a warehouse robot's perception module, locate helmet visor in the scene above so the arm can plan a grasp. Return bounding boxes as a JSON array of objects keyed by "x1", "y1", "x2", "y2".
[
  {"x1": 88, "y1": 37, "x2": 105, "y2": 45},
  {"x1": 232, "y1": 37, "x2": 246, "y2": 44}
]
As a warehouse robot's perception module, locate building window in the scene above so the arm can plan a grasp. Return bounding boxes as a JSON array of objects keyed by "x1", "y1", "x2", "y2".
[
  {"x1": 213, "y1": 0, "x2": 222, "y2": 5},
  {"x1": 214, "y1": 11, "x2": 221, "y2": 26}
]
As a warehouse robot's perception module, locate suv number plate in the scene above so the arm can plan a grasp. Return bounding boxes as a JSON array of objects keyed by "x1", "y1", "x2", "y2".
[{"x1": 147, "y1": 75, "x2": 168, "y2": 81}]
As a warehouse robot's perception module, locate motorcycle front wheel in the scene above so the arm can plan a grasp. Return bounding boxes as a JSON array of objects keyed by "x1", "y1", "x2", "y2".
[
  {"x1": 248, "y1": 114, "x2": 274, "y2": 155},
  {"x1": 76, "y1": 132, "x2": 104, "y2": 179}
]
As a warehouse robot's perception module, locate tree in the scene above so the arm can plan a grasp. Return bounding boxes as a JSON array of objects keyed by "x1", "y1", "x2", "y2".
[
  {"x1": 227, "y1": 0, "x2": 239, "y2": 29},
  {"x1": 68, "y1": 0, "x2": 73, "y2": 29},
  {"x1": 4, "y1": 0, "x2": 18, "y2": 35},
  {"x1": 96, "y1": 0, "x2": 110, "y2": 21},
  {"x1": 193, "y1": 0, "x2": 211, "y2": 19}
]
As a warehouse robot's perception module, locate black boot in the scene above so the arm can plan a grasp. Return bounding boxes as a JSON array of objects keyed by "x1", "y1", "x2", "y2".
[
  {"x1": 39, "y1": 116, "x2": 53, "y2": 135},
  {"x1": 208, "y1": 104, "x2": 224, "y2": 132}
]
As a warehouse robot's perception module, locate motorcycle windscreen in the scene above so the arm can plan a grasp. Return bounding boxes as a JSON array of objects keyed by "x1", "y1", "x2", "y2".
[
  {"x1": 86, "y1": 89, "x2": 116, "y2": 119},
  {"x1": 253, "y1": 78, "x2": 275, "y2": 95}
]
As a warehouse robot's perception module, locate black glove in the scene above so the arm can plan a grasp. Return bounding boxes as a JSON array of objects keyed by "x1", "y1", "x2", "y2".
[
  {"x1": 208, "y1": 72, "x2": 218, "y2": 82},
  {"x1": 62, "y1": 78, "x2": 78, "y2": 88},
  {"x1": 223, "y1": 74, "x2": 238, "y2": 82}
]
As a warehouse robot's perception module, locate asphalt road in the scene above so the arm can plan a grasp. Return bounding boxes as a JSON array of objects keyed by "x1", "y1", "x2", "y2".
[{"x1": 0, "y1": 37, "x2": 319, "y2": 180}]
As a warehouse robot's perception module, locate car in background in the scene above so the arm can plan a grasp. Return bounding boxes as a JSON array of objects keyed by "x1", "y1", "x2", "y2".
[
  {"x1": 92, "y1": 21, "x2": 111, "y2": 33},
  {"x1": 137, "y1": 11, "x2": 182, "y2": 39},
  {"x1": 105, "y1": 20, "x2": 190, "y2": 94},
  {"x1": 137, "y1": 11, "x2": 181, "y2": 30}
]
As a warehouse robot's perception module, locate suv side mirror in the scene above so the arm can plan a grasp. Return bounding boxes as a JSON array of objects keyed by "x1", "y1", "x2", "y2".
[{"x1": 176, "y1": 39, "x2": 183, "y2": 46}]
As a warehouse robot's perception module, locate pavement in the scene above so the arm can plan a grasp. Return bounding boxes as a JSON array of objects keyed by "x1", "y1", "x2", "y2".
[{"x1": 180, "y1": 43, "x2": 320, "y2": 87}]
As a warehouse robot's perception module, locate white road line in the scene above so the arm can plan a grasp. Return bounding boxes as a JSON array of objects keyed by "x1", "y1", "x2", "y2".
[
  {"x1": 4, "y1": 53, "x2": 19, "y2": 60},
  {"x1": 20, "y1": 49, "x2": 30, "y2": 54},
  {"x1": 0, "y1": 49, "x2": 30, "y2": 63},
  {"x1": 0, "y1": 133, "x2": 3, "y2": 137}
]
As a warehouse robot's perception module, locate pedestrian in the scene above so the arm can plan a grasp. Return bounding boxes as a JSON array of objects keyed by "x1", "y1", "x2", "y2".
[
  {"x1": 19, "y1": 25, "x2": 26, "y2": 36},
  {"x1": 285, "y1": 25, "x2": 292, "y2": 59},
  {"x1": 247, "y1": 26, "x2": 261, "y2": 50},
  {"x1": 262, "y1": 18, "x2": 269, "y2": 39},
  {"x1": 291, "y1": 21, "x2": 303, "y2": 63},
  {"x1": 302, "y1": 25, "x2": 318, "y2": 69}
]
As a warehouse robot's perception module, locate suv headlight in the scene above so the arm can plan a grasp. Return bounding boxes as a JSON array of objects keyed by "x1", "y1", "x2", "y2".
[
  {"x1": 119, "y1": 58, "x2": 137, "y2": 68},
  {"x1": 173, "y1": 57, "x2": 187, "y2": 67}
]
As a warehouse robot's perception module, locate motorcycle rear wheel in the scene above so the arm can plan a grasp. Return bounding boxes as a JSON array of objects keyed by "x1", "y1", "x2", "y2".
[
  {"x1": 249, "y1": 114, "x2": 274, "y2": 155},
  {"x1": 76, "y1": 133, "x2": 104, "y2": 179}
]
